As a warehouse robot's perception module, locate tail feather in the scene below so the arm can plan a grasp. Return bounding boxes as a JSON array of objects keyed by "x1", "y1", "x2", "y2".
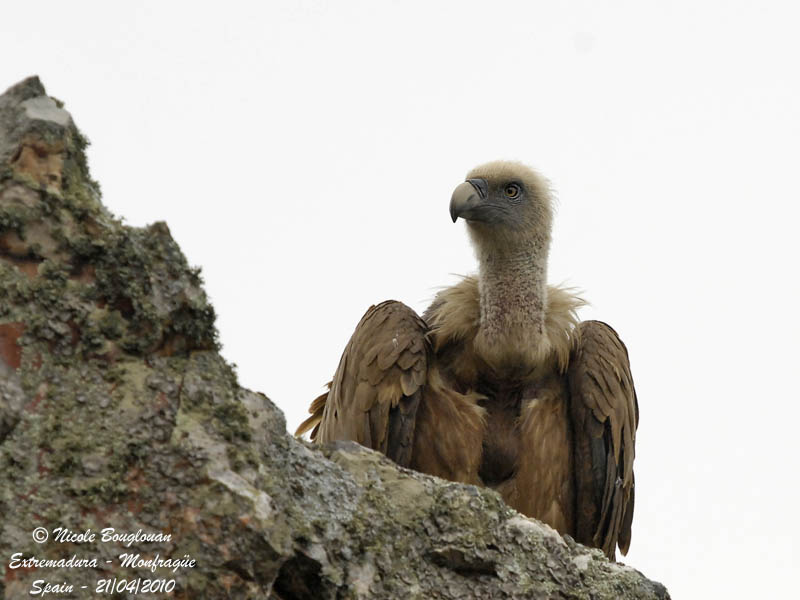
[{"x1": 294, "y1": 384, "x2": 330, "y2": 439}]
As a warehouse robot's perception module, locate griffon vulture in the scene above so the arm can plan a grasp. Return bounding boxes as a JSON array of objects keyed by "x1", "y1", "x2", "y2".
[{"x1": 297, "y1": 161, "x2": 638, "y2": 559}]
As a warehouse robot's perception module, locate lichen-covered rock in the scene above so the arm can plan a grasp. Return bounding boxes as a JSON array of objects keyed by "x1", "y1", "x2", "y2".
[{"x1": 0, "y1": 77, "x2": 670, "y2": 599}]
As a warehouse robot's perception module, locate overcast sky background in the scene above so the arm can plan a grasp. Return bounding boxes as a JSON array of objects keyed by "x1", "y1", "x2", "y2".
[{"x1": 3, "y1": 1, "x2": 800, "y2": 597}]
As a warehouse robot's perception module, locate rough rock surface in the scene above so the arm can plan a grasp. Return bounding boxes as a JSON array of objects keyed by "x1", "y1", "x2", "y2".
[{"x1": 0, "y1": 77, "x2": 670, "y2": 599}]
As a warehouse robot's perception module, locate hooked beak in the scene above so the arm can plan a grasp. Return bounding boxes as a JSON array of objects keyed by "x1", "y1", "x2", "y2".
[{"x1": 449, "y1": 178, "x2": 489, "y2": 223}]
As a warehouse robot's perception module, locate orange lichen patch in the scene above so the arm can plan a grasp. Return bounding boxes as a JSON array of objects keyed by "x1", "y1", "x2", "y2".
[
  {"x1": 127, "y1": 497, "x2": 144, "y2": 514},
  {"x1": 124, "y1": 466, "x2": 149, "y2": 494},
  {"x1": 152, "y1": 391, "x2": 169, "y2": 412},
  {"x1": 187, "y1": 510, "x2": 222, "y2": 546},
  {"x1": 85, "y1": 503, "x2": 115, "y2": 523},
  {"x1": 10, "y1": 136, "x2": 65, "y2": 190},
  {"x1": 3, "y1": 562, "x2": 36, "y2": 586},
  {"x1": 16, "y1": 484, "x2": 39, "y2": 503},
  {"x1": 219, "y1": 574, "x2": 240, "y2": 594},
  {"x1": 36, "y1": 448, "x2": 53, "y2": 476},
  {"x1": 0, "y1": 230, "x2": 29, "y2": 256},
  {"x1": 25, "y1": 383, "x2": 48, "y2": 413},
  {"x1": 238, "y1": 514, "x2": 253, "y2": 527},
  {"x1": 181, "y1": 506, "x2": 203, "y2": 527},
  {"x1": 0, "y1": 321, "x2": 25, "y2": 369},
  {"x1": 1, "y1": 256, "x2": 40, "y2": 278}
]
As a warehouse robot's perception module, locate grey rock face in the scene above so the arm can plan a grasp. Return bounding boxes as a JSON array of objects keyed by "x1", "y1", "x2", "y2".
[{"x1": 0, "y1": 76, "x2": 670, "y2": 599}]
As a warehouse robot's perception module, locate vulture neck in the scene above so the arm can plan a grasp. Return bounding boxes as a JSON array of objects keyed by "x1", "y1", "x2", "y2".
[{"x1": 474, "y1": 241, "x2": 550, "y2": 374}]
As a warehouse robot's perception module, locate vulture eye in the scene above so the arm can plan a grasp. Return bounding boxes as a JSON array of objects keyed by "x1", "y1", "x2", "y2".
[{"x1": 503, "y1": 183, "x2": 521, "y2": 199}]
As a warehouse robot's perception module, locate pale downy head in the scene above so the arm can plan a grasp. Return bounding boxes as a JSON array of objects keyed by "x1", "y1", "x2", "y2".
[
  {"x1": 448, "y1": 161, "x2": 558, "y2": 373},
  {"x1": 449, "y1": 160, "x2": 554, "y2": 259}
]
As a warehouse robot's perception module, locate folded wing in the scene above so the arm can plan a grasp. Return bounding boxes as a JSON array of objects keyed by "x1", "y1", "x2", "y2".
[
  {"x1": 568, "y1": 320, "x2": 638, "y2": 559},
  {"x1": 295, "y1": 301, "x2": 429, "y2": 467}
]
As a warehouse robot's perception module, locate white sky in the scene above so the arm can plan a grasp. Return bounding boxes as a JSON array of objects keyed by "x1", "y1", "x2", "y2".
[{"x1": 3, "y1": 2, "x2": 800, "y2": 597}]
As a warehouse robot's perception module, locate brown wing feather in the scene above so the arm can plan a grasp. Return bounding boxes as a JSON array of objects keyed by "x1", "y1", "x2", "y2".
[
  {"x1": 295, "y1": 301, "x2": 429, "y2": 467},
  {"x1": 568, "y1": 320, "x2": 638, "y2": 559}
]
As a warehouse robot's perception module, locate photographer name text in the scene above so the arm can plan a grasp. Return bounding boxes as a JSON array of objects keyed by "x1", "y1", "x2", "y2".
[{"x1": 48, "y1": 527, "x2": 172, "y2": 548}]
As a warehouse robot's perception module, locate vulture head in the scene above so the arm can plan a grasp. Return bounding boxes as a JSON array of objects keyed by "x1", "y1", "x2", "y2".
[
  {"x1": 450, "y1": 160, "x2": 553, "y2": 258},
  {"x1": 448, "y1": 161, "x2": 557, "y2": 372}
]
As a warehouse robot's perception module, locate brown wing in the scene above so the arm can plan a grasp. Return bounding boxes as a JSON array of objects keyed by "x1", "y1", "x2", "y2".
[
  {"x1": 567, "y1": 320, "x2": 638, "y2": 559},
  {"x1": 295, "y1": 301, "x2": 429, "y2": 467}
]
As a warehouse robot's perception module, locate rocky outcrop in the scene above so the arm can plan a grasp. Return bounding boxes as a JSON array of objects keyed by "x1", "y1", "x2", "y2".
[{"x1": 0, "y1": 77, "x2": 669, "y2": 599}]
